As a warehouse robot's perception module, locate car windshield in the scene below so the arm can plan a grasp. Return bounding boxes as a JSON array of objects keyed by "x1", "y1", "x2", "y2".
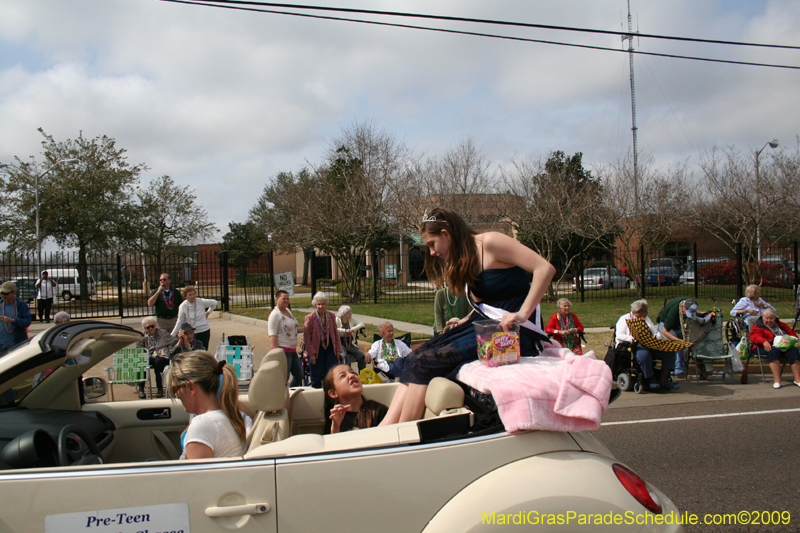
[
  {"x1": 584, "y1": 268, "x2": 605, "y2": 276},
  {"x1": 0, "y1": 340, "x2": 92, "y2": 407}
]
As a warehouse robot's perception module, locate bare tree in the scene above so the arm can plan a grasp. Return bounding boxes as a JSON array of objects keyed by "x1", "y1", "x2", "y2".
[
  {"x1": 502, "y1": 151, "x2": 614, "y2": 299},
  {"x1": 598, "y1": 154, "x2": 694, "y2": 295},
  {"x1": 691, "y1": 146, "x2": 800, "y2": 283}
]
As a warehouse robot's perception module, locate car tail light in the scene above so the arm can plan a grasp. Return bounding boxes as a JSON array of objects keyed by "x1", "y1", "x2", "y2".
[
  {"x1": 613, "y1": 464, "x2": 663, "y2": 514},
  {"x1": 598, "y1": 277, "x2": 603, "y2": 284}
]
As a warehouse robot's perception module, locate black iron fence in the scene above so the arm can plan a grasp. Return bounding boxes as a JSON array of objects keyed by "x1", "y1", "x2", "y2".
[{"x1": 2, "y1": 241, "x2": 797, "y2": 319}]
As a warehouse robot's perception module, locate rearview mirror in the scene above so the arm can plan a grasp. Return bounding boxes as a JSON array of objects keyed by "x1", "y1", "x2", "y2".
[{"x1": 83, "y1": 377, "x2": 107, "y2": 400}]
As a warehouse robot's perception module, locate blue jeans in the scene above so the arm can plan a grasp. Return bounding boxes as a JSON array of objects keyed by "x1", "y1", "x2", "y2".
[
  {"x1": 669, "y1": 328, "x2": 686, "y2": 374},
  {"x1": 285, "y1": 350, "x2": 303, "y2": 387},
  {"x1": 635, "y1": 347, "x2": 675, "y2": 380},
  {"x1": 309, "y1": 343, "x2": 338, "y2": 389}
]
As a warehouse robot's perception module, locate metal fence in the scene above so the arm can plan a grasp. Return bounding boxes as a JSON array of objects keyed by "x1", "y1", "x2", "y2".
[{"x1": 2, "y1": 240, "x2": 798, "y2": 319}]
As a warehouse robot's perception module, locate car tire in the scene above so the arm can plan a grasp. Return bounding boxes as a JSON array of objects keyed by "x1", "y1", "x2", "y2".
[
  {"x1": 633, "y1": 381, "x2": 643, "y2": 394},
  {"x1": 616, "y1": 372, "x2": 632, "y2": 391},
  {"x1": 61, "y1": 291, "x2": 72, "y2": 301}
]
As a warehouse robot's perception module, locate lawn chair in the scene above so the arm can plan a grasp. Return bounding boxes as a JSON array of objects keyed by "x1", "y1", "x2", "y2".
[
  {"x1": 104, "y1": 347, "x2": 151, "y2": 401},
  {"x1": 683, "y1": 304, "x2": 736, "y2": 384},
  {"x1": 215, "y1": 336, "x2": 254, "y2": 386}
]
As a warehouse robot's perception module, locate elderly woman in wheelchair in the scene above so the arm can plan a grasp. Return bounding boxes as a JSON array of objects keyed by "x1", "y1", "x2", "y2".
[
  {"x1": 615, "y1": 299, "x2": 678, "y2": 392},
  {"x1": 749, "y1": 308, "x2": 800, "y2": 389}
]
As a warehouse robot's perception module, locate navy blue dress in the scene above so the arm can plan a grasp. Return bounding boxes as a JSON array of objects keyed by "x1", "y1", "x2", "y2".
[{"x1": 399, "y1": 267, "x2": 547, "y2": 385}]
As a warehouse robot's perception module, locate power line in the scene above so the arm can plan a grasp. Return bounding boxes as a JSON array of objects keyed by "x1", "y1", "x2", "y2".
[
  {"x1": 172, "y1": 0, "x2": 800, "y2": 51},
  {"x1": 162, "y1": 0, "x2": 800, "y2": 70}
]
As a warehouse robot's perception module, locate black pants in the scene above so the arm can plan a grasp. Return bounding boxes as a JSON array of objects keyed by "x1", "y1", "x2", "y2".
[
  {"x1": 37, "y1": 298, "x2": 53, "y2": 322},
  {"x1": 144, "y1": 356, "x2": 170, "y2": 391}
]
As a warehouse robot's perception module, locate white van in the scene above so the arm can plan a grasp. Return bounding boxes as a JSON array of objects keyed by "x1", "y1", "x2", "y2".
[{"x1": 48, "y1": 268, "x2": 97, "y2": 301}]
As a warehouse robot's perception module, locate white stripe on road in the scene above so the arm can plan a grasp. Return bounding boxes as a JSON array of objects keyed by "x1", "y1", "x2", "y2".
[{"x1": 602, "y1": 408, "x2": 800, "y2": 426}]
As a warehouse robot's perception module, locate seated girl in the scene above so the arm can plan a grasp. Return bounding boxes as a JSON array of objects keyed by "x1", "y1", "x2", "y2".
[
  {"x1": 323, "y1": 365, "x2": 388, "y2": 434},
  {"x1": 368, "y1": 321, "x2": 412, "y2": 378},
  {"x1": 168, "y1": 351, "x2": 246, "y2": 459}
]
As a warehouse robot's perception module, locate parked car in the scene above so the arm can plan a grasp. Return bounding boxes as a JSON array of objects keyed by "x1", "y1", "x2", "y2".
[
  {"x1": 0, "y1": 321, "x2": 683, "y2": 533},
  {"x1": 572, "y1": 266, "x2": 630, "y2": 291},
  {"x1": 8, "y1": 277, "x2": 36, "y2": 303},
  {"x1": 48, "y1": 267, "x2": 97, "y2": 300},
  {"x1": 678, "y1": 258, "x2": 727, "y2": 285}
]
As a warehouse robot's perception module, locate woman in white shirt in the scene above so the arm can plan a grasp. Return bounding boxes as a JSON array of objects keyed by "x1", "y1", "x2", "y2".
[
  {"x1": 268, "y1": 290, "x2": 304, "y2": 387},
  {"x1": 614, "y1": 299, "x2": 677, "y2": 392},
  {"x1": 171, "y1": 286, "x2": 218, "y2": 351},
  {"x1": 368, "y1": 321, "x2": 411, "y2": 378},
  {"x1": 168, "y1": 351, "x2": 245, "y2": 459}
]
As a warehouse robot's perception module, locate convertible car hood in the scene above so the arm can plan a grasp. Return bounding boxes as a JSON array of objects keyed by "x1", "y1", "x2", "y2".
[{"x1": 0, "y1": 321, "x2": 141, "y2": 398}]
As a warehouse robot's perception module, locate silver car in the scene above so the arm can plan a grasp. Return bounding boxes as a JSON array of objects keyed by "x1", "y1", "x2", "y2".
[
  {"x1": 572, "y1": 266, "x2": 630, "y2": 291},
  {"x1": 0, "y1": 321, "x2": 683, "y2": 532}
]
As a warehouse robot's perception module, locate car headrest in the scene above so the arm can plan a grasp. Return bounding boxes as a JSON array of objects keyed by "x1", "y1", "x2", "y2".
[
  {"x1": 249, "y1": 360, "x2": 287, "y2": 413},
  {"x1": 260, "y1": 348, "x2": 287, "y2": 377},
  {"x1": 424, "y1": 377, "x2": 464, "y2": 416}
]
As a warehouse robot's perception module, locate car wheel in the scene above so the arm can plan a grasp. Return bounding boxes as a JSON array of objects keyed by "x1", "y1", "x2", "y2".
[
  {"x1": 61, "y1": 291, "x2": 72, "y2": 301},
  {"x1": 616, "y1": 372, "x2": 632, "y2": 391}
]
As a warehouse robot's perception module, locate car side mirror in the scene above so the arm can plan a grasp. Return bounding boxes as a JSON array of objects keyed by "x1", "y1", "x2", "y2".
[{"x1": 83, "y1": 377, "x2": 107, "y2": 400}]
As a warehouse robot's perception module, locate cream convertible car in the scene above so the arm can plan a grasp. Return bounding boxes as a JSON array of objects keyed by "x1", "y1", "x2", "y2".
[{"x1": 0, "y1": 322, "x2": 683, "y2": 533}]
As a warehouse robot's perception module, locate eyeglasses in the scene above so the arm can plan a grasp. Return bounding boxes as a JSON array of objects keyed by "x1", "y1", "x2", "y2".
[
  {"x1": 159, "y1": 278, "x2": 169, "y2": 282},
  {"x1": 145, "y1": 325, "x2": 156, "y2": 330},
  {"x1": 171, "y1": 382, "x2": 189, "y2": 396}
]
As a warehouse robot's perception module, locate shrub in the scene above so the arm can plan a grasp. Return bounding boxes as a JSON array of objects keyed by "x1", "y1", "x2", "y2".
[
  {"x1": 235, "y1": 273, "x2": 271, "y2": 288},
  {"x1": 698, "y1": 261, "x2": 791, "y2": 288}
]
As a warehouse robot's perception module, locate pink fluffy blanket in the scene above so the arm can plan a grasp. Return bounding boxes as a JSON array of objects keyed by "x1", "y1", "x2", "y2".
[{"x1": 456, "y1": 342, "x2": 612, "y2": 432}]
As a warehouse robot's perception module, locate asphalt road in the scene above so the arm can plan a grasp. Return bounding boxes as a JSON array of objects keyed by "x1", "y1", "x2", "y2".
[{"x1": 597, "y1": 393, "x2": 800, "y2": 533}]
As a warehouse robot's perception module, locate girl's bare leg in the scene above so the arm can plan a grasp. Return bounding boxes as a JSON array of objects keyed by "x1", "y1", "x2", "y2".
[
  {"x1": 397, "y1": 384, "x2": 427, "y2": 422},
  {"x1": 379, "y1": 383, "x2": 408, "y2": 425}
]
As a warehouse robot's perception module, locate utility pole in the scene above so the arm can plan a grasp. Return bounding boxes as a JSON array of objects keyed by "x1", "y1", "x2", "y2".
[{"x1": 622, "y1": 0, "x2": 639, "y2": 207}]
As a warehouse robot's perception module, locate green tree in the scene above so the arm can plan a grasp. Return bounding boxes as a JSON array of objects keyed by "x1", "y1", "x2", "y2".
[
  {"x1": 0, "y1": 129, "x2": 144, "y2": 298},
  {"x1": 121, "y1": 175, "x2": 217, "y2": 282},
  {"x1": 221, "y1": 221, "x2": 269, "y2": 269}
]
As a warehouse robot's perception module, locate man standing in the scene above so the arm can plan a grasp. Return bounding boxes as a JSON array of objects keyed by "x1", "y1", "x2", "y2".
[
  {"x1": 147, "y1": 273, "x2": 183, "y2": 333},
  {"x1": 35, "y1": 270, "x2": 57, "y2": 323}
]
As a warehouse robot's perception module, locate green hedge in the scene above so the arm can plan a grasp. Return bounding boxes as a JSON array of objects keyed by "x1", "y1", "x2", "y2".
[{"x1": 235, "y1": 273, "x2": 272, "y2": 288}]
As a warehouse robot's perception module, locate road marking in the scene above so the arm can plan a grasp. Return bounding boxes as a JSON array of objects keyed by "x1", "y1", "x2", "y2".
[{"x1": 602, "y1": 407, "x2": 800, "y2": 426}]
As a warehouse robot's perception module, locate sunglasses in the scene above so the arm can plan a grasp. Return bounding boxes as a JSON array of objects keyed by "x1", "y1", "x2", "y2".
[
  {"x1": 145, "y1": 325, "x2": 156, "y2": 330},
  {"x1": 159, "y1": 279, "x2": 169, "y2": 282}
]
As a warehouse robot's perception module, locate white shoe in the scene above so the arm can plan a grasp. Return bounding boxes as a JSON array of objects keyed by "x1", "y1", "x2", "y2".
[{"x1": 773, "y1": 382, "x2": 782, "y2": 389}]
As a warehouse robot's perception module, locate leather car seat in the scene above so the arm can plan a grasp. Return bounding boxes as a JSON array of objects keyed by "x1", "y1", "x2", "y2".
[
  {"x1": 423, "y1": 377, "x2": 465, "y2": 418},
  {"x1": 247, "y1": 348, "x2": 289, "y2": 452}
]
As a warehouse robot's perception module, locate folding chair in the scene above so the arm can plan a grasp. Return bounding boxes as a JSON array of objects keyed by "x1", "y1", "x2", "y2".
[
  {"x1": 104, "y1": 347, "x2": 151, "y2": 401},
  {"x1": 215, "y1": 341, "x2": 254, "y2": 384}
]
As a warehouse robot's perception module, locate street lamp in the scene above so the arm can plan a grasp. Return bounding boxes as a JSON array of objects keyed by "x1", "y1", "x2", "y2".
[
  {"x1": 755, "y1": 139, "x2": 778, "y2": 262},
  {"x1": 0, "y1": 158, "x2": 79, "y2": 272}
]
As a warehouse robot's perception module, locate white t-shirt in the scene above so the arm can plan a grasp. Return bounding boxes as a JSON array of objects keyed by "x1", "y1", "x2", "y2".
[
  {"x1": 267, "y1": 307, "x2": 298, "y2": 349},
  {"x1": 36, "y1": 279, "x2": 56, "y2": 299},
  {"x1": 369, "y1": 338, "x2": 412, "y2": 373},
  {"x1": 180, "y1": 410, "x2": 244, "y2": 459}
]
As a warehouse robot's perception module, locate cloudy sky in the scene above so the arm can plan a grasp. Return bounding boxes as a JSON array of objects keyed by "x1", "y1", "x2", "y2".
[{"x1": 1, "y1": 0, "x2": 798, "y2": 240}]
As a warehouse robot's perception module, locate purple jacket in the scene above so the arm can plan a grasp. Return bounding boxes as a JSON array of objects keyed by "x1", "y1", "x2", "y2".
[{"x1": 303, "y1": 310, "x2": 342, "y2": 364}]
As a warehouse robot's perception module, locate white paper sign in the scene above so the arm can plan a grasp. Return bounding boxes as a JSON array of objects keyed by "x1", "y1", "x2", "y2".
[
  {"x1": 275, "y1": 270, "x2": 294, "y2": 296},
  {"x1": 46, "y1": 503, "x2": 190, "y2": 533}
]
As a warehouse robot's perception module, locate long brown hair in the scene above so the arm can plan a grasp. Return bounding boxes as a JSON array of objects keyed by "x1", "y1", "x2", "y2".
[
  {"x1": 167, "y1": 351, "x2": 246, "y2": 442},
  {"x1": 323, "y1": 365, "x2": 385, "y2": 431},
  {"x1": 420, "y1": 207, "x2": 480, "y2": 295}
]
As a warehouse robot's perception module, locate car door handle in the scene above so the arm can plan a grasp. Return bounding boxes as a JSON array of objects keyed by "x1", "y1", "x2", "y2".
[
  {"x1": 152, "y1": 408, "x2": 170, "y2": 419},
  {"x1": 205, "y1": 503, "x2": 271, "y2": 517}
]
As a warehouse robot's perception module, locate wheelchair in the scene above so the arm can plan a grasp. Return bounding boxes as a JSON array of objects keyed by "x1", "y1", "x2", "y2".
[{"x1": 603, "y1": 329, "x2": 650, "y2": 393}]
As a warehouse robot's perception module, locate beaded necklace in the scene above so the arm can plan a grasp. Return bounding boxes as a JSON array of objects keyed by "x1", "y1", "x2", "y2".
[
  {"x1": 2, "y1": 301, "x2": 16, "y2": 334},
  {"x1": 382, "y1": 339, "x2": 398, "y2": 362},
  {"x1": 558, "y1": 312, "x2": 576, "y2": 350},
  {"x1": 445, "y1": 287, "x2": 458, "y2": 320},
  {"x1": 280, "y1": 309, "x2": 297, "y2": 339},
  {"x1": 317, "y1": 311, "x2": 329, "y2": 349},
  {"x1": 161, "y1": 288, "x2": 175, "y2": 310}
]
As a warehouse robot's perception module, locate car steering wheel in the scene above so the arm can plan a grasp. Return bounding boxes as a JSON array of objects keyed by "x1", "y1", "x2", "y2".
[{"x1": 57, "y1": 425, "x2": 103, "y2": 466}]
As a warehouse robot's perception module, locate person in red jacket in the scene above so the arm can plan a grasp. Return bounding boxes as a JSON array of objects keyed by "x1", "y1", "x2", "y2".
[
  {"x1": 544, "y1": 298, "x2": 584, "y2": 355},
  {"x1": 749, "y1": 308, "x2": 800, "y2": 389}
]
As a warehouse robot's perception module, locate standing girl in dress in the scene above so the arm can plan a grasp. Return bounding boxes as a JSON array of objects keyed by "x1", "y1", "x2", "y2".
[{"x1": 380, "y1": 207, "x2": 555, "y2": 425}]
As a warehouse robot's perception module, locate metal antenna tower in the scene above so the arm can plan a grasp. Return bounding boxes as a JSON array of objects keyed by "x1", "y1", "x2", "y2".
[{"x1": 622, "y1": 0, "x2": 639, "y2": 205}]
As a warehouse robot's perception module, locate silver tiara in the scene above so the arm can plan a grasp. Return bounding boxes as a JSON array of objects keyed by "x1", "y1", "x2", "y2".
[{"x1": 422, "y1": 210, "x2": 446, "y2": 224}]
